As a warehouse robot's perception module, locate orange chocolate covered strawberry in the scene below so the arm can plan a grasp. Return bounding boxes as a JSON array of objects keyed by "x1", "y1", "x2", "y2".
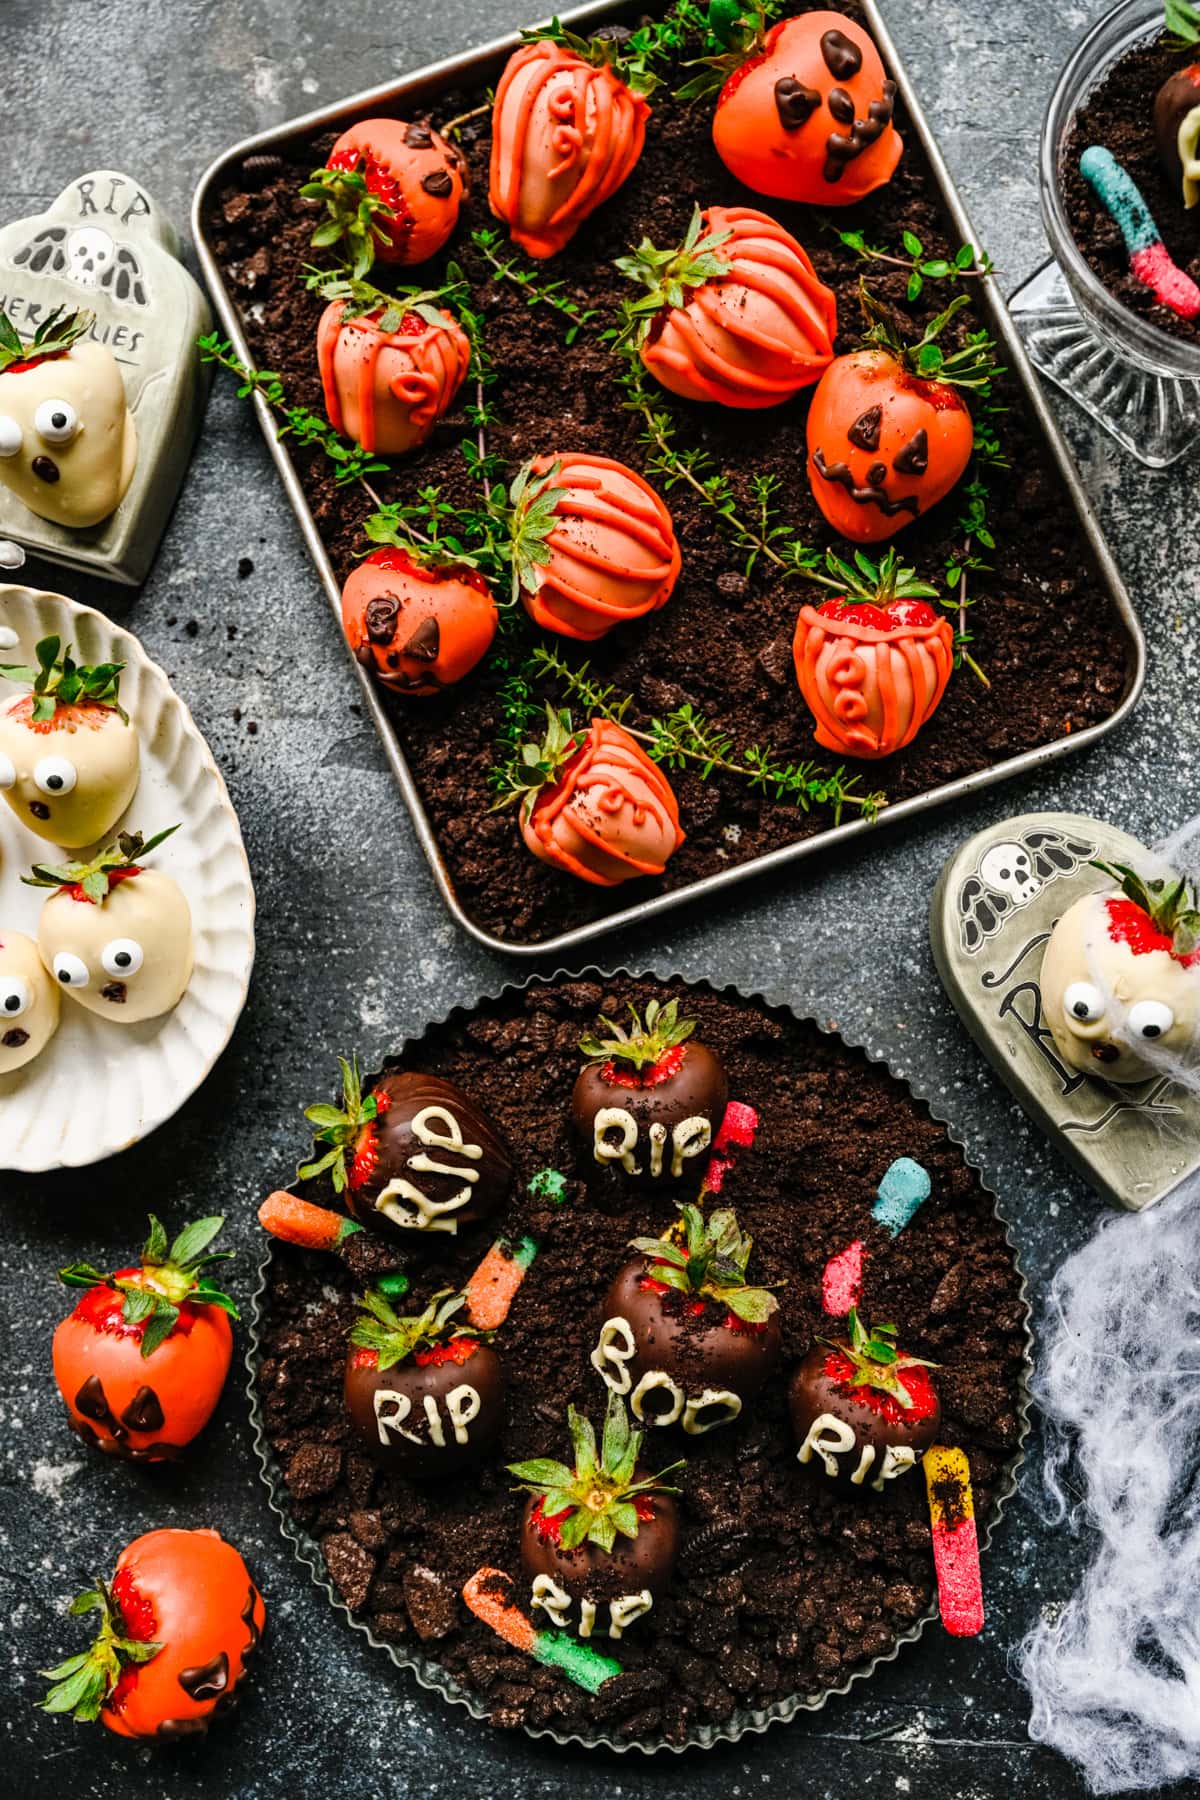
[
  {"x1": 40, "y1": 1528, "x2": 265, "y2": 1739},
  {"x1": 511, "y1": 454, "x2": 680, "y2": 641},
  {"x1": 341, "y1": 546, "x2": 497, "y2": 696},
  {"x1": 317, "y1": 297, "x2": 469, "y2": 455},
  {"x1": 806, "y1": 286, "x2": 994, "y2": 544},
  {"x1": 303, "y1": 118, "x2": 466, "y2": 273},
  {"x1": 490, "y1": 30, "x2": 651, "y2": 259},
  {"x1": 700, "y1": 8, "x2": 902, "y2": 206},
  {"x1": 616, "y1": 203, "x2": 836, "y2": 408},
  {"x1": 793, "y1": 548, "x2": 952, "y2": 761},
  {"x1": 53, "y1": 1214, "x2": 236, "y2": 1461},
  {"x1": 501, "y1": 706, "x2": 684, "y2": 887}
]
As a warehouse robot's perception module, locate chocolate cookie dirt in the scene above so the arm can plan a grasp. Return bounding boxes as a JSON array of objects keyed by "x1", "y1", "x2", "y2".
[
  {"x1": 201, "y1": 2, "x2": 1134, "y2": 946},
  {"x1": 252, "y1": 975, "x2": 1029, "y2": 1747}
]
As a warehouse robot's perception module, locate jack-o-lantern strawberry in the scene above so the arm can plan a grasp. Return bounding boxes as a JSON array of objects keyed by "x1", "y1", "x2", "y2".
[
  {"x1": 343, "y1": 1287, "x2": 505, "y2": 1478},
  {"x1": 1040, "y1": 860, "x2": 1200, "y2": 1084},
  {"x1": 302, "y1": 119, "x2": 466, "y2": 274},
  {"x1": 510, "y1": 454, "x2": 680, "y2": 640},
  {"x1": 490, "y1": 30, "x2": 651, "y2": 259},
  {"x1": 691, "y1": 8, "x2": 901, "y2": 206},
  {"x1": 508, "y1": 1392, "x2": 682, "y2": 1640},
  {"x1": 316, "y1": 298, "x2": 469, "y2": 455},
  {"x1": 793, "y1": 548, "x2": 952, "y2": 760},
  {"x1": 591, "y1": 1205, "x2": 782, "y2": 1438},
  {"x1": 615, "y1": 203, "x2": 836, "y2": 408},
  {"x1": 790, "y1": 1307, "x2": 940, "y2": 1491},
  {"x1": 806, "y1": 286, "x2": 995, "y2": 543},
  {"x1": 341, "y1": 546, "x2": 497, "y2": 696},
  {"x1": 52, "y1": 1215, "x2": 236, "y2": 1462},
  {"x1": 40, "y1": 1528, "x2": 265, "y2": 1739},
  {"x1": 500, "y1": 705, "x2": 684, "y2": 887}
]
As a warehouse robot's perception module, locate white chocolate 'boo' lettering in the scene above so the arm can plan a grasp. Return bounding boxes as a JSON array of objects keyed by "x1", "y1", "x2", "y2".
[
  {"x1": 591, "y1": 1319, "x2": 741, "y2": 1435},
  {"x1": 593, "y1": 1108, "x2": 712, "y2": 1179},
  {"x1": 374, "y1": 1103, "x2": 483, "y2": 1233}
]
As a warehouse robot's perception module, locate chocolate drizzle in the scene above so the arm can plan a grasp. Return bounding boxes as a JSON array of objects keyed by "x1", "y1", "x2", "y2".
[
  {"x1": 827, "y1": 86, "x2": 856, "y2": 124},
  {"x1": 421, "y1": 169, "x2": 454, "y2": 198},
  {"x1": 241, "y1": 1582, "x2": 262, "y2": 1654},
  {"x1": 773, "y1": 76, "x2": 822, "y2": 130},
  {"x1": 813, "y1": 447, "x2": 920, "y2": 517},
  {"x1": 892, "y1": 428, "x2": 929, "y2": 475},
  {"x1": 364, "y1": 593, "x2": 401, "y2": 645},
  {"x1": 178, "y1": 1650, "x2": 230, "y2": 1701},
  {"x1": 75, "y1": 1374, "x2": 112, "y2": 1424},
  {"x1": 848, "y1": 405, "x2": 882, "y2": 451},
  {"x1": 820, "y1": 28, "x2": 863, "y2": 79},
  {"x1": 156, "y1": 1717, "x2": 209, "y2": 1738},
  {"x1": 404, "y1": 121, "x2": 434, "y2": 148},
  {"x1": 404, "y1": 616, "x2": 440, "y2": 662},
  {"x1": 823, "y1": 81, "x2": 897, "y2": 184},
  {"x1": 120, "y1": 1385, "x2": 165, "y2": 1432}
]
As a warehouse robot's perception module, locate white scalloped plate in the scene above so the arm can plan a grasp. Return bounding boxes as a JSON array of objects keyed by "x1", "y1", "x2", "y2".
[{"x1": 0, "y1": 584, "x2": 255, "y2": 1170}]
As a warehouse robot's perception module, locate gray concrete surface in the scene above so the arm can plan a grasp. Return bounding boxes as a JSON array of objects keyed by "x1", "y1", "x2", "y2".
[{"x1": 2, "y1": 1, "x2": 1195, "y2": 1795}]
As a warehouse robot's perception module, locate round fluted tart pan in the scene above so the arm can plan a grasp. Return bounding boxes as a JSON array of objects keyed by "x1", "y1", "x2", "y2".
[{"x1": 247, "y1": 971, "x2": 1031, "y2": 1752}]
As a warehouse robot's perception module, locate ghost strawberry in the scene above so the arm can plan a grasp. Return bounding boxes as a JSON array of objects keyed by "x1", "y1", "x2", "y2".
[
  {"x1": 343, "y1": 1287, "x2": 505, "y2": 1477},
  {"x1": 570, "y1": 998, "x2": 727, "y2": 1184},
  {"x1": 508, "y1": 1392, "x2": 682, "y2": 1641},
  {"x1": 0, "y1": 635, "x2": 138, "y2": 848},
  {"x1": 592, "y1": 1205, "x2": 782, "y2": 1436},
  {"x1": 1040, "y1": 860, "x2": 1200, "y2": 1084},
  {"x1": 53, "y1": 1214, "x2": 236, "y2": 1461},
  {"x1": 793, "y1": 547, "x2": 953, "y2": 761},
  {"x1": 789, "y1": 1306, "x2": 940, "y2": 1491},
  {"x1": 299, "y1": 1055, "x2": 513, "y2": 1246},
  {"x1": 40, "y1": 1528, "x2": 265, "y2": 1739}
]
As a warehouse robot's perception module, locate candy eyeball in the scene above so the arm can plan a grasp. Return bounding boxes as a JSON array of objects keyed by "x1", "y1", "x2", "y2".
[
  {"x1": 1063, "y1": 981, "x2": 1105, "y2": 1025},
  {"x1": 33, "y1": 755, "x2": 77, "y2": 796},
  {"x1": 101, "y1": 937, "x2": 143, "y2": 977},
  {"x1": 0, "y1": 415, "x2": 21, "y2": 458},
  {"x1": 33, "y1": 399, "x2": 80, "y2": 446},
  {"x1": 1127, "y1": 999, "x2": 1174, "y2": 1042},
  {"x1": 0, "y1": 930, "x2": 60, "y2": 1073},
  {"x1": 52, "y1": 951, "x2": 90, "y2": 990}
]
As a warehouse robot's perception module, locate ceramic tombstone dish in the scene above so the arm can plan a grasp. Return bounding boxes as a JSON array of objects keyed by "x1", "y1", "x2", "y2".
[
  {"x1": 0, "y1": 584, "x2": 255, "y2": 1169},
  {"x1": 931, "y1": 811, "x2": 1200, "y2": 1210},
  {"x1": 0, "y1": 171, "x2": 211, "y2": 584}
]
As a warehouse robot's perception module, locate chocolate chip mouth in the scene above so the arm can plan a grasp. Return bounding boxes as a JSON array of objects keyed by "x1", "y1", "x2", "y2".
[
  {"x1": 31, "y1": 454, "x2": 59, "y2": 484},
  {"x1": 28, "y1": 800, "x2": 50, "y2": 820},
  {"x1": 2, "y1": 1027, "x2": 29, "y2": 1049},
  {"x1": 1092, "y1": 1042, "x2": 1120, "y2": 1064},
  {"x1": 100, "y1": 980, "x2": 128, "y2": 1004}
]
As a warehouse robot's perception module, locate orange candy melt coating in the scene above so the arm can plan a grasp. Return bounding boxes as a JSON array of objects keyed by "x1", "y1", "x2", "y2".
[
  {"x1": 643, "y1": 206, "x2": 837, "y2": 408},
  {"x1": 489, "y1": 40, "x2": 649, "y2": 258},
  {"x1": 521, "y1": 717, "x2": 684, "y2": 886},
  {"x1": 317, "y1": 301, "x2": 470, "y2": 455},
  {"x1": 792, "y1": 604, "x2": 954, "y2": 760},
  {"x1": 328, "y1": 118, "x2": 465, "y2": 265},
  {"x1": 103, "y1": 1528, "x2": 265, "y2": 1739},
  {"x1": 520, "y1": 452, "x2": 680, "y2": 641},
  {"x1": 713, "y1": 12, "x2": 902, "y2": 207},
  {"x1": 341, "y1": 547, "x2": 497, "y2": 696}
]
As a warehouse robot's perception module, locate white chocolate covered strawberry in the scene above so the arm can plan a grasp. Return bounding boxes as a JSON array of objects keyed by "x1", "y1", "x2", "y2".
[
  {"x1": 0, "y1": 927, "x2": 59, "y2": 1072},
  {"x1": 28, "y1": 827, "x2": 193, "y2": 1025},
  {"x1": 0, "y1": 307, "x2": 136, "y2": 529},
  {"x1": 0, "y1": 636, "x2": 138, "y2": 847},
  {"x1": 1041, "y1": 860, "x2": 1200, "y2": 1083}
]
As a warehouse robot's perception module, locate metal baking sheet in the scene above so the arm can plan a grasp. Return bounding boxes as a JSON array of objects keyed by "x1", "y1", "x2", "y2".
[{"x1": 192, "y1": 0, "x2": 1145, "y2": 959}]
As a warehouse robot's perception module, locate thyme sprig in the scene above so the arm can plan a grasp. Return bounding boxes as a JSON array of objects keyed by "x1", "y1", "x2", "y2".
[
  {"x1": 490, "y1": 647, "x2": 886, "y2": 824},
  {"x1": 197, "y1": 334, "x2": 389, "y2": 487},
  {"x1": 302, "y1": 263, "x2": 467, "y2": 331},
  {"x1": 823, "y1": 223, "x2": 994, "y2": 305},
  {"x1": 471, "y1": 226, "x2": 602, "y2": 344},
  {"x1": 859, "y1": 282, "x2": 1003, "y2": 393}
]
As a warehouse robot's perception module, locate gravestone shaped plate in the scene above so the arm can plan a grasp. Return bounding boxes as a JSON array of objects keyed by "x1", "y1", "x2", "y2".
[
  {"x1": 0, "y1": 171, "x2": 211, "y2": 585},
  {"x1": 930, "y1": 811, "x2": 1200, "y2": 1211}
]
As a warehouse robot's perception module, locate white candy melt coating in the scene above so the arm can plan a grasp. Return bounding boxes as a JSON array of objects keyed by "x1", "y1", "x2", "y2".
[
  {"x1": 37, "y1": 867, "x2": 192, "y2": 1024},
  {"x1": 1020, "y1": 1173, "x2": 1200, "y2": 1792},
  {"x1": 0, "y1": 699, "x2": 139, "y2": 848},
  {"x1": 0, "y1": 928, "x2": 59, "y2": 1072},
  {"x1": 0, "y1": 341, "x2": 136, "y2": 529}
]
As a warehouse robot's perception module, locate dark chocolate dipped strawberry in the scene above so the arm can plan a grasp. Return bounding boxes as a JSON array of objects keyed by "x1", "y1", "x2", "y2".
[
  {"x1": 40, "y1": 1528, "x2": 265, "y2": 1740},
  {"x1": 1155, "y1": 4, "x2": 1200, "y2": 210},
  {"x1": 508, "y1": 1392, "x2": 681, "y2": 1640},
  {"x1": 591, "y1": 1204, "x2": 781, "y2": 1436},
  {"x1": 571, "y1": 999, "x2": 728, "y2": 1185},
  {"x1": 789, "y1": 1306, "x2": 939, "y2": 1491},
  {"x1": 53, "y1": 1215, "x2": 237, "y2": 1462},
  {"x1": 343, "y1": 1287, "x2": 504, "y2": 1478},
  {"x1": 300, "y1": 1056, "x2": 513, "y2": 1247}
]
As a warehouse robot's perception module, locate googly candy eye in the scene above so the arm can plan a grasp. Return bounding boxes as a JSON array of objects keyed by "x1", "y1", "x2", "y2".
[
  {"x1": 52, "y1": 952, "x2": 90, "y2": 989},
  {"x1": 1064, "y1": 982, "x2": 1105, "y2": 1025},
  {"x1": 101, "y1": 938, "x2": 143, "y2": 977},
  {"x1": 33, "y1": 399, "x2": 80, "y2": 446},
  {"x1": 0, "y1": 977, "x2": 30, "y2": 1018},
  {"x1": 1127, "y1": 999, "x2": 1174, "y2": 1042},
  {"x1": 33, "y1": 756, "x2": 77, "y2": 796},
  {"x1": 0, "y1": 415, "x2": 22, "y2": 458}
]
